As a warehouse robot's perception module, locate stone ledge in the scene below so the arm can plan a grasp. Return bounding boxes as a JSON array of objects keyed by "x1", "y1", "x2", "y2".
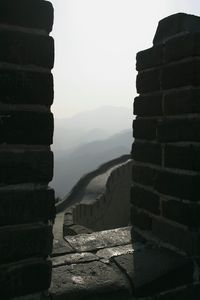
[{"x1": 51, "y1": 226, "x2": 194, "y2": 300}]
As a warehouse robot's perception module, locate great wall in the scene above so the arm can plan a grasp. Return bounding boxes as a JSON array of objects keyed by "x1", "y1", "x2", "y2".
[{"x1": 1, "y1": 1, "x2": 200, "y2": 299}]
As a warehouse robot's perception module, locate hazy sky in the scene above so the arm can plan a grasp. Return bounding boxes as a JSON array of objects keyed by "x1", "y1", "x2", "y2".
[{"x1": 50, "y1": 0, "x2": 200, "y2": 118}]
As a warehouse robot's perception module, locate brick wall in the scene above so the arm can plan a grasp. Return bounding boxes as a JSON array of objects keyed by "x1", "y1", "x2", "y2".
[
  {"x1": 131, "y1": 13, "x2": 200, "y2": 255},
  {"x1": 0, "y1": 1, "x2": 55, "y2": 299}
]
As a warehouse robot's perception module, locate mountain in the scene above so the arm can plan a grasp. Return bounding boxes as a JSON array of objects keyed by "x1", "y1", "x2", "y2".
[
  {"x1": 52, "y1": 106, "x2": 132, "y2": 153},
  {"x1": 50, "y1": 129, "x2": 132, "y2": 198}
]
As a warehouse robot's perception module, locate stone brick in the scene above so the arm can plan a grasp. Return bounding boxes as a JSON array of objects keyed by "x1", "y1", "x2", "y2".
[
  {"x1": 132, "y1": 164, "x2": 157, "y2": 187},
  {"x1": 0, "y1": 0, "x2": 53, "y2": 33},
  {"x1": 0, "y1": 188, "x2": 55, "y2": 226},
  {"x1": 164, "y1": 88, "x2": 200, "y2": 115},
  {"x1": 153, "y1": 13, "x2": 200, "y2": 45},
  {"x1": 0, "y1": 258, "x2": 51, "y2": 299},
  {"x1": 130, "y1": 206, "x2": 152, "y2": 230},
  {"x1": 162, "y1": 199, "x2": 200, "y2": 227},
  {"x1": 0, "y1": 224, "x2": 53, "y2": 264},
  {"x1": 136, "y1": 45, "x2": 163, "y2": 71},
  {"x1": 0, "y1": 111, "x2": 53, "y2": 145},
  {"x1": 155, "y1": 170, "x2": 200, "y2": 201},
  {"x1": 134, "y1": 93, "x2": 163, "y2": 116},
  {"x1": 152, "y1": 217, "x2": 200, "y2": 254},
  {"x1": 157, "y1": 118, "x2": 200, "y2": 142},
  {"x1": 131, "y1": 141, "x2": 162, "y2": 165},
  {"x1": 136, "y1": 69, "x2": 161, "y2": 93},
  {"x1": 0, "y1": 30, "x2": 54, "y2": 68},
  {"x1": 113, "y1": 249, "x2": 193, "y2": 297},
  {"x1": 131, "y1": 185, "x2": 160, "y2": 214},
  {"x1": 162, "y1": 59, "x2": 200, "y2": 90},
  {"x1": 165, "y1": 32, "x2": 200, "y2": 63},
  {"x1": 0, "y1": 150, "x2": 53, "y2": 184},
  {"x1": 0, "y1": 69, "x2": 53, "y2": 105},
  {"x1": 164, "y1": 144, "x2": 200, "y2": 171},
  {"x1": 133, "y1": 118, "x2": 157, "y2": 140}
]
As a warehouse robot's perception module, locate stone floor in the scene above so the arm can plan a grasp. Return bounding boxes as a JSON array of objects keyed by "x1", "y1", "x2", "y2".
[{"x1": 50, "y1": 226, "x2": 194, "y2": 300}]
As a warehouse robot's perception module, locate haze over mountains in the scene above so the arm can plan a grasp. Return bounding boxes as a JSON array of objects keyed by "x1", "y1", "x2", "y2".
[{"x1": 50, "y1": 106, "x2": 133, "y2": 198}]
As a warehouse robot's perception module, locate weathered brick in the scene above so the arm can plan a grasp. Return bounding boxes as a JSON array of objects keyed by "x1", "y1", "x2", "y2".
[
  {"x1": 130, "y1": 205, "x2": 152, "y2": 230},
  {"x1": 0, "y1": 0, "x2": 53, "y2": 33},
  {"x1": 164, "y1": 88, "x2": 200, "y2": 115},
  {"x1": 162, "y1": 59, "x2": 200, "y2": 90},
  {"x1": 136, "y1": 69, "x2": 161, "y2": 93},
  {"x1": 165, "y1": 32, "x2": 200, "y2": 63},
  {"x1": 0, "y1": 30, "x2": 54, "y2": 68},
  {"x1": 0, "y1": 111, "x2": 53, "y2": 145},
  {"x1": 0, "y1": 151, "x2": 53, "y2": 184},
  {"x1": 155, "y1": 170, "x2": 200, "y2": 201},
  {"x1": 133, "y1": 118, "x2": 157, "y2": 140},
  {"x1": 162, "y1": 199, "x2": 200, "y2": 227},
  {"x1": 132, "y1": 164, "x2": 157, "y2": 187},
  {"x1": 152, "y1": 217, "x2": 200, "y2": 254},
  {"x1": 136, "y1": 45, "x2": 163, "y2": 71},
  {"x1": 131, "y1": 185, "x2": 160, "y2": 214},
  {"x1": 0, "y1": 69, "x2": 53, "y2": 105},
  {"x1": 157, "y1": 118, "x2": 200, "y2": 142},
  {"x1": 134, "y1": 93, "x2": 163, "y2": 116},
  {"x1": 0, "y1": 258, "x2": 51, "y2": 299},
  {"x1": 164, "y1": 144, "x2": 200, "y2": 171},
  {"x1": 153, "y1": 13, "x2": 200, "y2": 45},
  {"x1": 0, "y1": 188, "x2": 55, "y2": 226},
  {"x1": 132, "y1": 141, "x2": 162, "y2": 165},
  {"x1": 0, "y1": 224, "x2": 53, "y2": 264}
]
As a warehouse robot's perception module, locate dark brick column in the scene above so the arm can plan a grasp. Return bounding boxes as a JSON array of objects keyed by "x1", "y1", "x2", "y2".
[
  {"x1": 131, "y1": 13, "x2": 200, "y2": 255},
  {"x1": 0, "y1": 1, "x2": 55, "y2": 299}
]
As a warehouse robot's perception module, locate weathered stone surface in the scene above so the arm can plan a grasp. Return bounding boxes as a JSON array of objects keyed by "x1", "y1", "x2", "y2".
[
  {"x1": 52, "y1": 239, "x2": 74, "y2": 258},
  {"x1": 0, "y1": 111, "x2": 53, "y2": 145},
  {"x1": 113, "y1": 247, "x2": 193, "y2": 296},
  {"x1": 134, "y1": 93, "x2": 163, "y2": 116},
  {"x1": 132, "y1": 141, "x2": 162, "y2": 165},
  {"x1": 52, "y1": 252, "x2": 98, "y2": 268},
  {"x1": 0, "y1": 224, "x2": 53, "y2": 263},
  {"x1": 136, "y1": 69, "x2": 161, "y2": 93},
  {"x1": 131, "y1": 185, "x2": 160, "y2": 215},
  {"x1": 0, "y1": 69, "x2": 53, "y2": 105},
  {"x1": 96, "y1": 244, "x2": 135, "y2": 261},
  {"x1": 0, "y1": 30, "x2": 54, "y2": 68},
  {"x1": 0, "y1": 0, "x2": 53, "y2": 33},
  {"x1": 153, "y1": 13, "x2": 200, "y2": 45},
  {"x1": 0, "y1": 258, "x2": 51, "y2": 299},
  {"x1": 156, "y1": 283, "x2": 200, "y2": 300},
  {"x1": 50, "y1": 260, "x2": 131, "y2": 299},
  {"x1": 0, "y1": 188, "x2": 55, "y2": 226},
  {"x1": 64, "y1": 227, "x2": 132, "y2": 252},
  {"x1": 136, "y1": 45, "x2": 163, "y2": 71},
  {"x1": 0, "y1": 151, "x2": 53, "y2": 185},
  {"x1": 163, "y1": 88, "x2": 200, "y2": 115},
  {"x1": 133, "y1": 118, "x2": 157, "y2": 140}
]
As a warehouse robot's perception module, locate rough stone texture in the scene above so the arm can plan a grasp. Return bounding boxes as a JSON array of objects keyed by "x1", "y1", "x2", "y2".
[
  {"x1": 0, "y1": 0, "x2": 54, "y2": 33},
  {"x1": 113, "y1": 248, "x2": 193, "y2": 297},
  {"x1": 132, "y1": 13, "x2": 200, "y2": 257},
  {"x1": 0, "y1": 69, "x2": 53, "y2": 105},
  {"x1": 51, "y1": 260, "x2": 131, "y2": 300},
  {"x1": 64, "y1": 227, "x2": 132, "y2": 253},
  {"x1": 0, "y1": 30, "x2": 54, "y2": 68},
  {"x1": 0, "y1": 258, "x2": 52, "y2": 299},
  {"x1": 0, "y1": 188, "x2": 55, "y2": 226},
  {"x1": 0, "y1": 1, "x2": 55, "y2": 298},
  {"x1": 153, "y1": 13, "x2": 200, "y2": 45},
  {"x1": 0, "y1": 224, "x2": 53, "y2": 264}
]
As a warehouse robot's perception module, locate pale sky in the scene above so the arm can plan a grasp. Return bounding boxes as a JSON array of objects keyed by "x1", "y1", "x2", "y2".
[{"x1": 50, "y1": 0, "x2": 200, "y2": 118}]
